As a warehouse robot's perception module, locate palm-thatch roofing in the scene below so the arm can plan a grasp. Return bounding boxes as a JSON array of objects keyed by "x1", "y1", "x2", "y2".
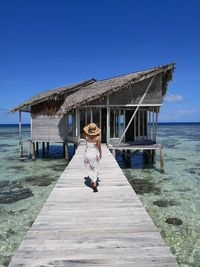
[
  {"x1": 57, "y1": 63, "x2": 174, "y2": 114},
  {"x1": 10, "y1": 79, "x2": 96, "y2": 112},
  {"x1": 11, "y1": 63, "x2": 175, "y2": 113}
]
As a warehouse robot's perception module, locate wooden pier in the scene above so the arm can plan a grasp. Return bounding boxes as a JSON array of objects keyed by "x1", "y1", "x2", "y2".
[{"x1": 9, "y1": 144, "x2": 178, "y2": 267}]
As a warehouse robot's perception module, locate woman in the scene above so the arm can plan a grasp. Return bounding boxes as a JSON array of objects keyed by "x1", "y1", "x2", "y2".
[{"x1": 83, "y1": 123, "x2": 102, "y2": 192}]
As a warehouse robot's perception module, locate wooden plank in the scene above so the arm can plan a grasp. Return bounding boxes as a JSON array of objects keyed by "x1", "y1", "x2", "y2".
[{"x1": 8, "y1": 144, "x2": 179, "y2": 267}]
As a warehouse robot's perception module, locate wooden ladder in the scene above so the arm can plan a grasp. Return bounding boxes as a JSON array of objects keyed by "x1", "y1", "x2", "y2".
[{"x1": 19, "y1": 140, "x2": 30, "y2": 160}]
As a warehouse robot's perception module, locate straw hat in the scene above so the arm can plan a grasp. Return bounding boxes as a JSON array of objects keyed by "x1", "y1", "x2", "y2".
[{"x1": 83, "y1": 123, "x2": 101, "y2": 136}]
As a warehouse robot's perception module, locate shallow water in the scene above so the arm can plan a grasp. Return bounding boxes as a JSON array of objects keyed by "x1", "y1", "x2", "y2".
[
  {"x1": 0, "y1": 123, "x2": 200, "y2": 267},
  {"x1": 117, "y1": 123, "x2": 200, "y2": 267},
  {"x1": 0, "y1": 125, "x2": 69, "y2": 266}
]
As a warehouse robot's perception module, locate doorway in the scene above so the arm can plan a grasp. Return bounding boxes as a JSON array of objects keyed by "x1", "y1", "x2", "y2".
[{"x1": 101, "y1": 108, "x2": 107, "y2": 143}]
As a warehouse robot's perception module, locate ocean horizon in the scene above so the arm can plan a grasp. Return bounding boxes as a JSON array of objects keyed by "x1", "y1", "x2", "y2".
[{"x1": 0, "y1": 122, "x2": 200, "y2": 126}]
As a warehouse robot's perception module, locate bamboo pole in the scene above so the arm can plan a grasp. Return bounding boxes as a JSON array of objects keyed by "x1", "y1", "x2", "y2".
[
  {"x1": 19, "y1": 111, "x2": 22, "y2": 143},
  {"x1": 142, "y1": 109, "x2": 144, "y2": 139},
  {"x1": 146, "y1": 110, "x2": 148, "y2": 140},
  {"x1": 149, "y1": 110, "x2": 151, "y2": 140},
  {"x1": 72, "y1": 112, "x2": 74, "y2": 137},
  {"x1": 113, "y1": 109, "x2": 116, "y2": 138},
  {"x1": 42, "y1": 142, "x2": 45, "y2": 157},
  {"x1": 31, "y1": 142, "x2": 35, "y2": 160},
  {"x1": 99, "y1": 108, "x2": 102, "y2": 139},
  {"x1": 90, "y1": 107, "x2": 93, "y2": 123},
  {"x1": 138, "y1": 109, "x2": 140, "y2": 141},
  {"x1": 152, "y1": 109, "x2": 155, "y2": 142},
  {"x1": 85, "y1": 109, "x2": 87, "y2": 125},
  {"x1": 123, "y1": 109, "x2": 126, "y2": 142},
  {"x1": 134, "y1": 110, "x2": 136, "y2": 141},
  {"x1": 106, "y1": 96, "x2": 110, "y2": 146},
  {"x1": 160, "y1": 147, "x2": 165, "y2": 173},
  {"x1": 36, "y1": 142, "x2": 39, "y2": 155},
  {"x1": 155, "y1": 107, "x2": 159, "y2": 143},
  {"x1": 19, "y1": 110, "x2": 23, "y2": 157},
  {"x1": 111, "y1": 149, "x2": 116, "y2": 158},
  {"x1": 75, "y1": 109, "x2": 78, "y2": 138},
  {"x1": 64, "y1": 142, "x2": 68, "y2": 160}
]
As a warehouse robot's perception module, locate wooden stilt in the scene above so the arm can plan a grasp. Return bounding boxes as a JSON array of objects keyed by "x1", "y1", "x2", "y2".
[
  {"x1": 125, "y1": 150, "x2": 128, "y2": 160},
  {"x1": 143, "y1": 150, "x2": 149, "y2": 163},
  {"x1": 126, "y1": 150, "x2": 131, "y2": 167},
  {"x1": 64, "y1": 142, "x2": 69, "y2": 160},
  {"x1": 63, "y1": 143, "x2": 65, "y2": 158},
  {"x1": 36, "y1": 142, "x2": 39, "y2": 155},
  {"x1": 122, "y1": 149, "x2": 126, "y2": 161},
  {"x1": 151, "y1": 150, "x2": 155, "y2": 164},
  {"x1": 19, "y1": 142, "x2": 23, "y2": 159},
  {"x1": 47, "y1": 142, "x2": 49, "y2": 151},
  {"x1": 111, "y1": 149, "x2": 116, "y2": 158},
  {"x1": 106, "y1": 96, "x2": 110, "y2": 146},
  {"x1": 42, "y1": 142, "x2": 45, "y2": 158},
  {"x1": 31, "y1": 142, "x2": 35, "y2": 160},
  {"x1": 160, "y1": 148, "x2": 165, "y2": 173},
  {"x1": 19, "y1": 110, "x2": 23, "y2": 158},
  {"x1": 73, "y1": 143, "x2": 76, "y2": 155}
]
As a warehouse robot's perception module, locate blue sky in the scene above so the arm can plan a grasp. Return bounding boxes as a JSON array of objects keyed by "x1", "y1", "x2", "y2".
[{"x1": 0, "y1": 0, "x2": 200, "y2": 123}]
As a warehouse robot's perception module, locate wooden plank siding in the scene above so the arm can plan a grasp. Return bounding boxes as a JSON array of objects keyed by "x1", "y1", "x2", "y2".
[
  {"x1": 8, "y1": 144, "x2": 179, "y2": 267},
  {"x1": 31, "y1": 114, "x2": 68, "y2": 142},
  {"x1": 109, "y1": 75, "x2": 162, "y2": 106}
]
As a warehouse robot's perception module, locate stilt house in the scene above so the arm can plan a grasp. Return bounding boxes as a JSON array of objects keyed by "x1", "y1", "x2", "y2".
[{"x1": 11, "y1": 63, "x2": 175, "y2": 162}]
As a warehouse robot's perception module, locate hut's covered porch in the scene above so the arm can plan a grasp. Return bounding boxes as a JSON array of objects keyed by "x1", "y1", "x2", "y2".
[
  {"x1": 75, "y1": 106, "x2": 159, "y2": 145},
  {"x1": 73, "y1": 104, "x2": 163, "y2": 170}
]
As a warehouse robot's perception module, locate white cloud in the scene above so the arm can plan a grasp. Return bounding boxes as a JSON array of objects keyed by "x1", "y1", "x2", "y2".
[
  {"x1": 159, "y1": 109, "x2": 198, "y2": 122},
  {"x1": 164, "y1": 94, "x2": 184, "y2": 102},
  {"x1": 177, "y1": 109, "x2": 196, "y2": 115}
]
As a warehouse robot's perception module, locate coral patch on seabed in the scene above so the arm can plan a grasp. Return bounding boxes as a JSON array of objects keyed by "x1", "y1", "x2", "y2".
[
  {"x1": 130, "y1": 178, "x2": 161, "y2": 195},
  {"x1": 165, "y1": 218, "x2": 183, "y2": 226},
  {"x1": 24, "y1": 176, "x2": 54, "y2": 187},
  {"x1": 153, "y1": 199, "x2": 179, "y2": 207},
  {"x1": 0, "y1": 188, "x2": 34, "y2": 204}
]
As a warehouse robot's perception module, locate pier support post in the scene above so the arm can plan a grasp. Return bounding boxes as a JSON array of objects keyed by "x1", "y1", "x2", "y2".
[
  {"x1": 160, "y1": 148, "x2": 165, "y2": 173},
  {"x1": 42, "y1": 142, "x2": 45, "y2": 158},
  {"x1": 143, "y1": 150, "x2": 150, "y2": 163},
  {"x1": 111, "y1": 149, "x2": 116, "y2": 158},
  {"x1": 31, "y1": 141, "x2": 35, "y2": 160},
  {"x1": 36, "y1": 142, "x2": 39, "y2": 156},
  {"x1": 63, "y1": 142, "x2": 69, "y2": 160},
  {"x1": 151, "y1": 150, "x2": 155, "y2": 164},
  {"x1": 47, "y1": 142, "x2": 49, "y2": 151}
]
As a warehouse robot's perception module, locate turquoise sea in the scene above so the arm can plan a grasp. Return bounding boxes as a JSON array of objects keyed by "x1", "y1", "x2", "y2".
[{"x1": 0, "y1": 123, "x2": 200, "y2": 266}]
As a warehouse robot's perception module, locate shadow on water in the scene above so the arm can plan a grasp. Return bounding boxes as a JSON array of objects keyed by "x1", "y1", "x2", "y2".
[
  {"x1": 115, "y1": 151, "x2": 162, "y2": 195},
  {"x1": 115, "y1": 150, "x2": 156, "y2": 171},
  {"x1": 34, "y1": 144, "x2": 75, "y2": 160}
]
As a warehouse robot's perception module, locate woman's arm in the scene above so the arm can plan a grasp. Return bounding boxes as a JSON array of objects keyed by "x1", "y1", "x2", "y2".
[{"x1": 97, "y1": 136, "x2": 102, "y2": 159}]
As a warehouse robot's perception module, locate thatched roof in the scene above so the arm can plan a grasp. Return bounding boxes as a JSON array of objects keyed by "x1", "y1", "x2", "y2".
[
  {"x1": 11, "y1": 63, "x2": 175, "y2": 113},
  {"x1": 10, "y1": 79, "x2": 96, "y2": 112},
  {"x1": 57, "y1": 63, "x2": 175, "y2": 114}
]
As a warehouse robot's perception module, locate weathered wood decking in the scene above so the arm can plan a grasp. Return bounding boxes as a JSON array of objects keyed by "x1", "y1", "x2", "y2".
[{"x1": 9, "y1": 144, "x2": 179, "y2": 267}]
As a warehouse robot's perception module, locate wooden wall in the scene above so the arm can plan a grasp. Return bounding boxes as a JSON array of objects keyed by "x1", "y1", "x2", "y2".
[
  {"x1": 31, "y1": 114, "x2": 67, "y2": 142},
  {"x1": 109, "y1": 74, "x2": 162, "y2": 106}
]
